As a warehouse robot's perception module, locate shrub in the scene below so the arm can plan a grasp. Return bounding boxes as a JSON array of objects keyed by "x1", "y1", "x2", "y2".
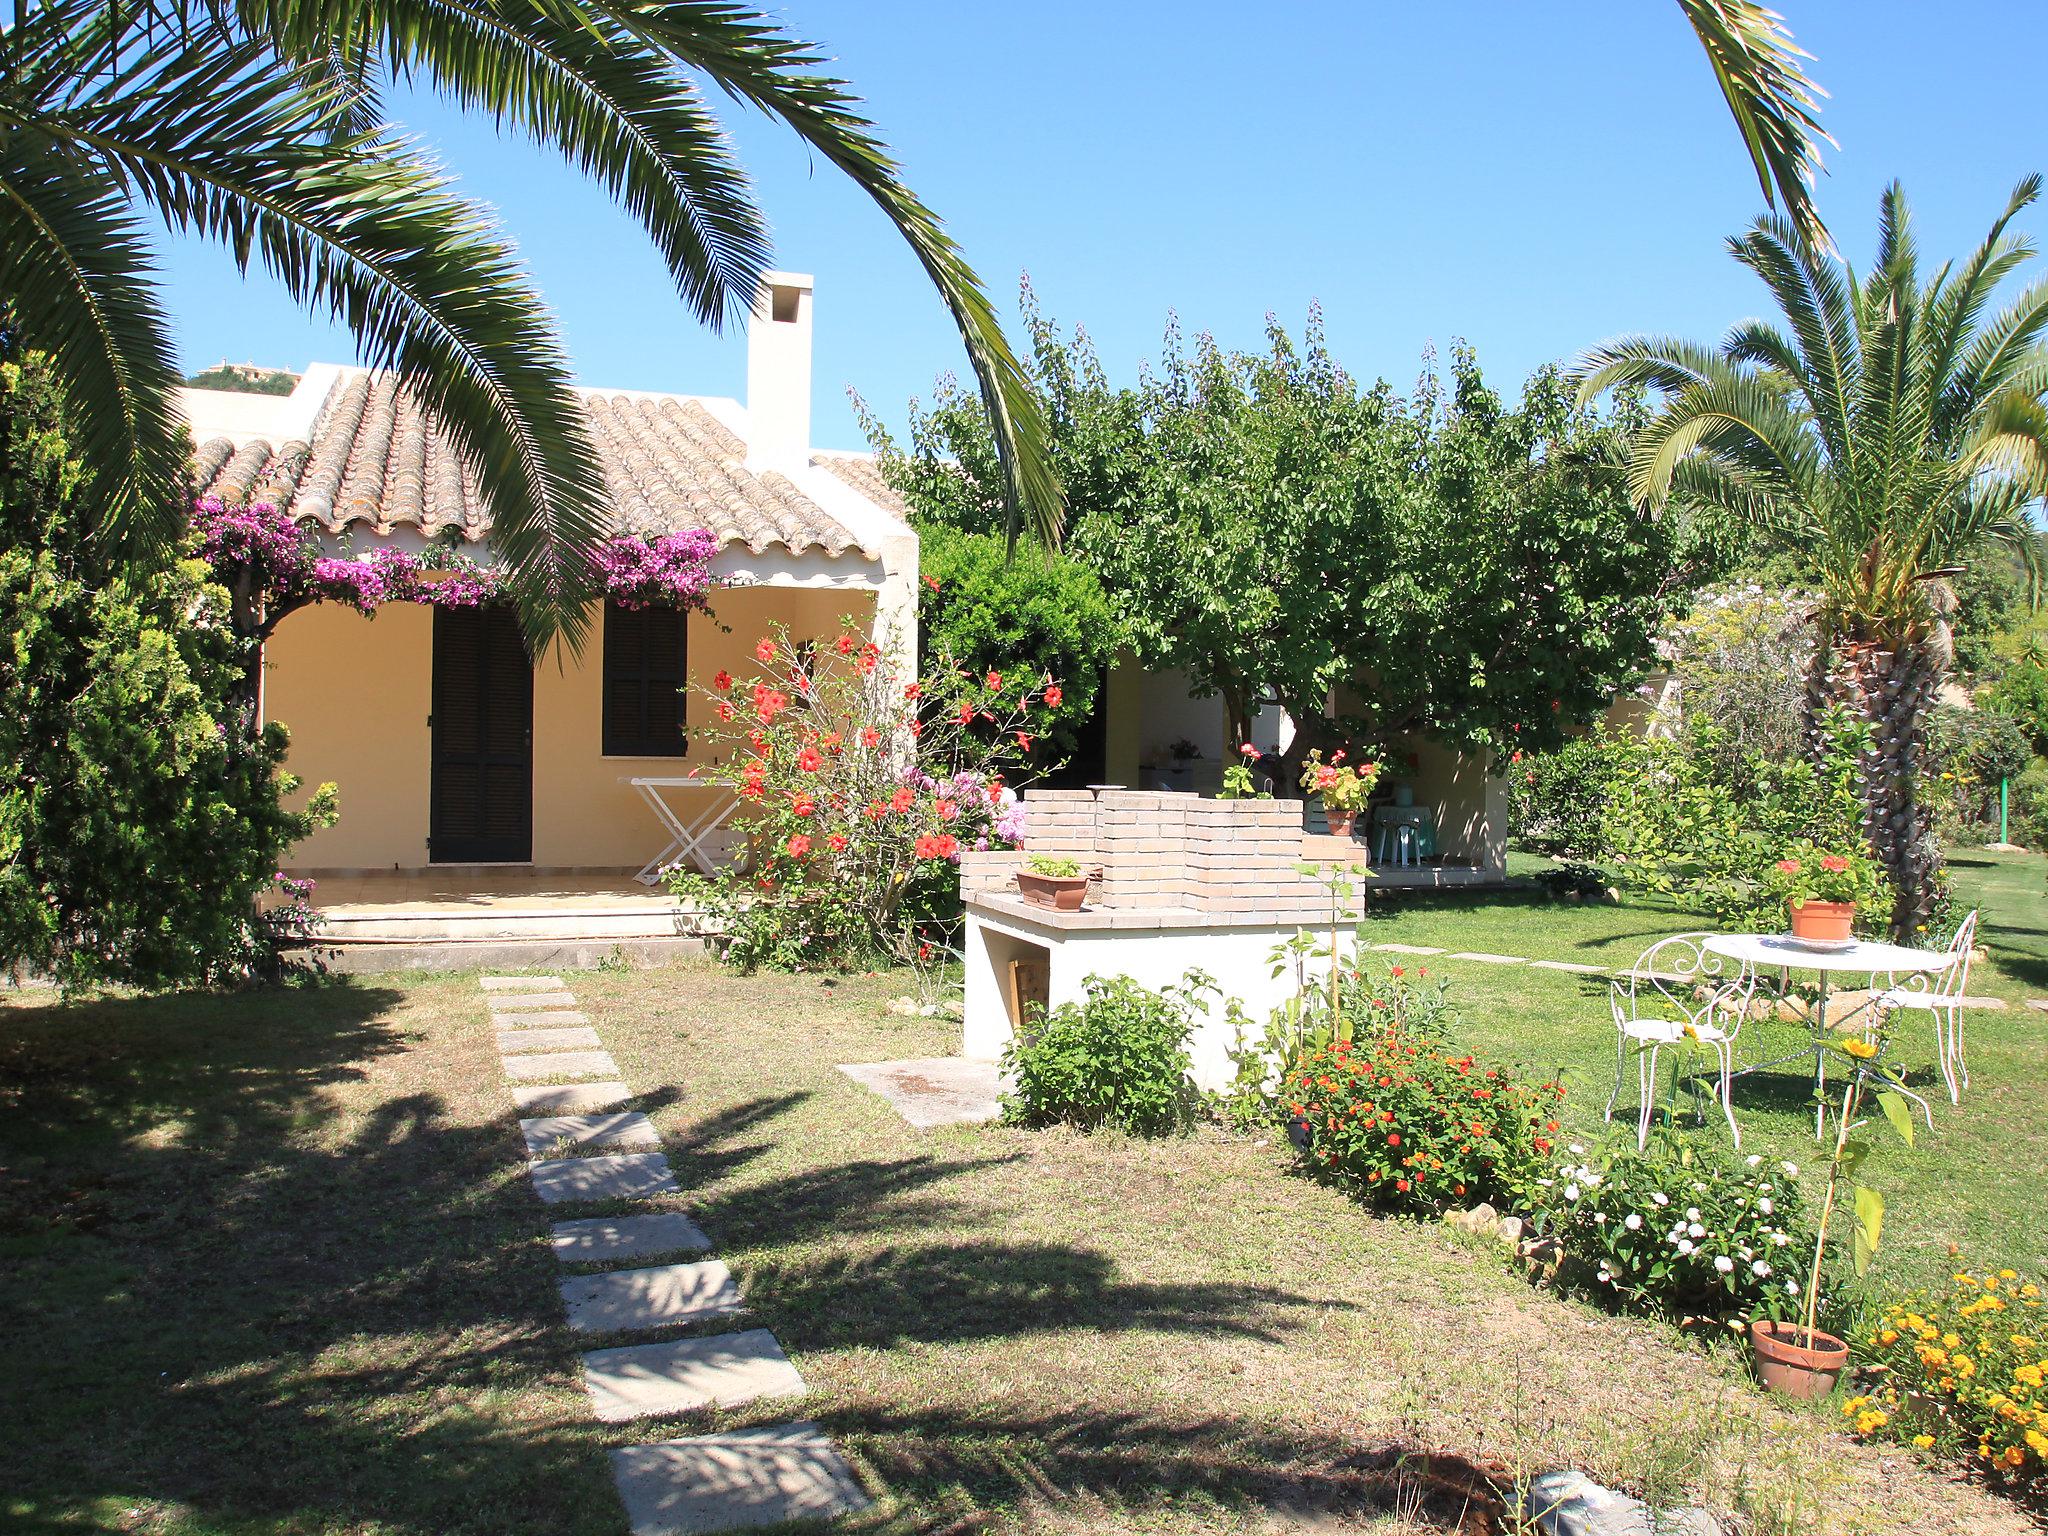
[
  {"x1": 669, "y1": 622, "x2": 1039, "y2": 971},
  {"x1": 2012, "y1": 758, "x2": 2048, "y2": 848},
  {"x1": 1534, "y1": 1134, "x2": 1811, "y2": 1323},
  {"x1": 0, "y1": 354, "x2": 336, "y2": 990},
  {"x1": 1850, "y1": 1267, "x2": 2048, "y2": 1476},
  {"x1": 1986, "y1": 660, "x2": 2048, "y2": 757},
  {"x1": 1001, "y1": 971, "x2": 1208, "y2": 1136},
  {"x1": 1509, "y1": 730, "x2": 1626, "y2": 858},
  {"x1": 1283, "y1": 1028, "x2": 1562, "y2": 1214}
]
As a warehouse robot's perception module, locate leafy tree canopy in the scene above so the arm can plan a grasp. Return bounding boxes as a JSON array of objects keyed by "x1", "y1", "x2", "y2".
[{"x1": 867, "y1": 288, "x2": 1674, "y2": 770}]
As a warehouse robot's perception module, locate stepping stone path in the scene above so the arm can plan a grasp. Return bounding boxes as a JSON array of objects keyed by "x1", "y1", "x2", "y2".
[
  {"x1": 477, "y1": 973, "x2": 868, "y2": 1532},
  {"x1": 2030, "y1": 1000, "x2": 2048, "y2": 1015},
  {"x1": 1529, "y1": 960, "x2": 1608, "y2": 975},
  {"x1": 1370, "y1": 942, "x2": 1444, "y2": 955},
  {"x1": 610, "y1": 1422, "x2": 867, "y2": 1535},
  {"x1": 1446, "y1": 951, "x2": 1526, "y2": 965}
]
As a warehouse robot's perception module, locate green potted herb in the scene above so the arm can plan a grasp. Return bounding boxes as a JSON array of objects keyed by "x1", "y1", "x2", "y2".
[
  {"x1": 1017, "y1": 853, "x2": 1090, "y2": 911},
  {"x1": 1763, "y1": 841, "x2": 1882, "y2": 944}
]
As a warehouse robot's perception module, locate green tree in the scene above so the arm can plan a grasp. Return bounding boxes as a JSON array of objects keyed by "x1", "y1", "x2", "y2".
[
  {"x1": 1578, "y1": 179, "x2": 2048, "y2": 937},
  {"x1": 0, "y1": 352, "x2": 335, "y2": 989},
  {"x1": 1987, "y1": 661, "x2": 2048, "y2": 759},
  {"x1": 0, "y1": 0, "x2": 1057, "y2": 645}
]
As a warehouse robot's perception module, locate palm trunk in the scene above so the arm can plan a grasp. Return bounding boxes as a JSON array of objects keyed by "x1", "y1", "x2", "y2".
[{"x1": 1807, "y1": 638, "x2": 1941, "y2": 941}]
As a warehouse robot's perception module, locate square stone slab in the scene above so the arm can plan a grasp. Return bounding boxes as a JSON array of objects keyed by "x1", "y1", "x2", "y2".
[
  {"x1": 490, "y1": 992, "x2": 580, "y2": 1012},
  {"x1": 483, "y1": 975, "x2": 565, "y2": 990},
  {"x1": 497, "y1": 1025, "x2": 604, "y2": 1052},
  {"x1": 582, "y1": 1329, "x2": 804, "y2": 1423},
  {"x1": 552, "y1": 1212, "x2": 711, "y2": 1265},
  {"x1": 511, "y1": 1081, "x2": 634, "y2": 1114},
  {"x1": 561, "y1": 1259, "x2": 743, "y2": 1333},
  {"x1": 1529, "y1": 959, "x2": 1608, "y2": 974},
  {"x1": 492, "y1": 1010, "x2": 590, "y2": 1029},
  {"x1": 1446, "y1": 951, "x2": 1526, "y2": 965},
  {"x1": 609, "y1": 1421, "x2": 867, "y2": 1534},
  {"x1": 504, "y1": 1050, "x2": 621, "y2": 1082},
  {"x1": 530, "y1": 1151, "x2": 678, "y2": 1204},
  {"x1": 2028, "y1": 999, "x2": 2048, "y2": 1014},
  {"x1": 837, "y1": 1057, "x2": 1000, "y2": 1128},
  {"x1": 520, "y1": 1111, "x2": 662, "y2": 1158},
  {"x1": 1370, "y1": 943, "x2": 1444, "y2": 955}
]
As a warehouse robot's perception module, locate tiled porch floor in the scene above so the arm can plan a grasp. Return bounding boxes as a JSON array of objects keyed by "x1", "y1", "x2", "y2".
[{"x1": 309, "y1": 872, "x2": 682, "y2": 916}]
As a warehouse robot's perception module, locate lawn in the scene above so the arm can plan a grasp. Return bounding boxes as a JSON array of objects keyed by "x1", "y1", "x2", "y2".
[
  {"x1": 5, "y1": 939, "x2": 2041, "y2": 1535},
  {"x1": 1358, "y1": 848, "x2": 2048, "y2": 1297}
]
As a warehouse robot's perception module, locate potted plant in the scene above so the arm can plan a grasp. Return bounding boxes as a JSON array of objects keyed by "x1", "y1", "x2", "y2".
[
  {"x1": 1016, "y1": 853, "x2": 1090, "y2": 911},
  {"x1": 1752, "y1": 1030, "x2": 1921, "y2": 1397},
  {"x1": 1763, "y1": 841, "x2": 1882, "y2": 942},
  {"x1": 1299, "y1": 748, "x2": 1380, "y2": 838}
]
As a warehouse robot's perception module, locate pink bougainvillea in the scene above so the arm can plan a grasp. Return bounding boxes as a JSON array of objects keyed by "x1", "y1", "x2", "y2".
[{"x1": 191, "y1": 498, "x2": 719, "y2": 637}]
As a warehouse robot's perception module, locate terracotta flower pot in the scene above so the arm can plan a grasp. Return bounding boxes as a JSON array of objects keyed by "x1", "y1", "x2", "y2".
[
  {"x1": 1016, "y1": 871, "x2": 1087, "y2": 911},
  {"x1": 1325, "y1": 808, "x2": 1357, "y2": 838},
  {"x1": 1750, "y1": 1318, "x2": 1849, "y2": 1398},
  {"x1": 1789, "y1": 898, "x2": 1855, "y2": 943}
]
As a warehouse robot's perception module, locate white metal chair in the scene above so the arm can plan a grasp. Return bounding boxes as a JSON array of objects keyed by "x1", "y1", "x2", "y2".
[
  {"x1": 1873, "y1": 909, "x2": 1978, "y2": 1103},
  {"x1": 1607, "y1": 933, "x2": 1759, "y2": 1150}
]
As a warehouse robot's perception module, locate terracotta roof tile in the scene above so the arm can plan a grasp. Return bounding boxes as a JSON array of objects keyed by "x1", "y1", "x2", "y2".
[{"x1": 192, "y1": 370, "x2": 875, "y2": 558}]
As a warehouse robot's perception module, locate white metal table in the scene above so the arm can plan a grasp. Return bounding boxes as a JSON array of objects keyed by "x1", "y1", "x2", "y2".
[
  {"x1": 1701, "y1": 933, "x2": 1956, "y2": 1135},
  {"x1": 625, "y1": 776, "x2": 736, "y2": 884}
]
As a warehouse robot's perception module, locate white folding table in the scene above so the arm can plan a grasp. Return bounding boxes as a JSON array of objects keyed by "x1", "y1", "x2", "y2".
[{"x1": 626, "y1": 776, "x2": 736, "y2": 884}]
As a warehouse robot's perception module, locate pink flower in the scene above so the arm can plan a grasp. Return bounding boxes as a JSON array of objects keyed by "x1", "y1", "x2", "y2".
[
  {"x1": 1820, "y1": 854, "x2": 1851, "y2": 873},
  {"x1": 1775, "y1": 858, "x2": 1802, "y2": 874}
]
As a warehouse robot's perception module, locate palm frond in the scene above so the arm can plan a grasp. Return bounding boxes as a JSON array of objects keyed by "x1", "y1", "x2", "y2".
[
  {"x1": 1572, "y1": 333, "x2": 1733, "y2": 403},
  {"x1": 612, "y1": 1, "x2": 1065, "y2": 546},
  {"x1": 0, "y1": 124, "x2": 188, "y2": 546},
  {"x1": 42, "y1": 39, "x2": 613, "y2": 646},
  {"x1": 1677, "y1": 0, "x2": 1834, "y2": 252}
]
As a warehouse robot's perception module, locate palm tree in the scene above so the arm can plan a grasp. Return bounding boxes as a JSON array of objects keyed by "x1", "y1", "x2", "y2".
[
  {"x1": 1576, "y1": 179, "x2": 2048, "y2": 937},
  {"x1": 0, "y1": 0, "x2": 1825, "y2": 646}
]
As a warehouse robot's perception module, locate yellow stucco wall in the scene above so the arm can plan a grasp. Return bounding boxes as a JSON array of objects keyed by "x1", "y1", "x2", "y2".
[{"x1": 265, "y1": 585, "x2": 871, "y2": 871}]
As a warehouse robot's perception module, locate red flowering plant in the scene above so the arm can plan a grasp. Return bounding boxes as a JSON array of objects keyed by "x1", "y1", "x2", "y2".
[
  {"x1": 1282, "y1": 1026, "x2": 1565, "y2": 1215},
  {"x1": 1759, "y1": 838, "x2": 1883, "y2": 910},
  {"x1": 667, "y1": 621, "x2": 1056, "y2": 971}
]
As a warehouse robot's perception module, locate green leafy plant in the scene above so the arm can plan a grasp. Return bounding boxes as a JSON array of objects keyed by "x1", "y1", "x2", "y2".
[
  {"x1": 1284, "y1": 1028, "x2": 1563, "y2": 1214},
  {"x1": 1001, "y1": 971, "x2": 1210, "y2": 1137},
  {"x1": 1023, "y1": 853, "x2": 1081, "y2": 878},
  {"x1": 1536, "y1": 1132, "x2": 1813, "y2": 1323},
  {"x1": 1299, "y1": 748, "x2": 1379, "y2": 814}
]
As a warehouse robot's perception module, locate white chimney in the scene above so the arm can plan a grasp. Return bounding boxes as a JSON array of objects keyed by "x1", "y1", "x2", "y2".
[{"x1": 745, "y1": 270, "x2": 814, "y2": 473}]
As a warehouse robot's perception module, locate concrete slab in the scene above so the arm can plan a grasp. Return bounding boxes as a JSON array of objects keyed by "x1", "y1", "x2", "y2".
[
  {"x1": 2029, "y1": 999, "x2": 2048, "y2": 1015},
  {"x1": 551, "y1": 1212, "x2": 712, "y2": 1265},
  {"x1": 1369, "y1": 943, "x2": 1445, "y2": 955},
  {"x1": 837, "y1": 1057, "x2": 1000, "y2": 1129},
  {"x1": 520, "y1": 1111, "x2": 662, "y2": 1158},
  {"x1": 496, "y1": 1025, "x2": 603, "y2": 1052},
  {"x1": 490, "y1": 992, "x2": 580, "y2": 1011},
  {"x1": 511, "y1": 1080, "x2": 634, "y2": 1114},
  {"x1": 608, "y1": 1421, "x2": 868, "y2": 1533},
  {"x1": 529, "y1": 1151, "x2": 677, "y2": 1204},
  {"x1": 483, "y1": 975, "x2": 566, "y2": 989},
  {"x1": 504, "y1": 1050, "x2": 621, "y2": 1082},
  {"x1": 582, "y1": 1329, "x2": 804, "y2": 1423},
  {"x1": 1445, "y1": 951, "x2": 1526, "y2": 965},
  {"x1": 1529, "y1": 960, "x2": 1608, "y2": 975},
  {"x1": 491, "y1": 1010, "x2": 591, "y2": 1029},
  {"x1": 1956, "y1": 996, "x2": 2009, "y2": 1010},
  {"x1": 560, "y1": 1259, "x2": 743, "y2": 1333}
]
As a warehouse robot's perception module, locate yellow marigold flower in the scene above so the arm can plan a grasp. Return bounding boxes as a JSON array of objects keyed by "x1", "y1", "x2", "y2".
[
  {"x1": 1879, "y1": 1329, "x2": 1900, "y2": 1345},
  {"x1": 2023, "y1": 1285, "x2": 2041, "y2": 1299},
  {"x1": 1913, "y1": 1434, "x2": 1935, "y2": 1449},
  {"x1": 1957, "y1": 1357, "x2": 1978, "y2": 1379},
  {"x1": 1957, "y1": 1273, "x2": 1978, "y2": 1286},
  {"x1": 2005, "y1": 1445, "x2": 2027, "y2": 1469},
  {"x1": 2017, "y1": 1364, "x2": 2045, "y2": 1388},
  {"x1": 2030, "y1": 1430, "x2": 2048, "y2": 1457},
  {"x1": 2002, "y1": 1270, "x2": 2020, "y2": 1280},
  {"x1": 1841, "y1": 1037, "x2": 1877, "y2": 1059},
  {"x1": 1945, "y1": 1332, "x2": 1963, "y2": 1348}
]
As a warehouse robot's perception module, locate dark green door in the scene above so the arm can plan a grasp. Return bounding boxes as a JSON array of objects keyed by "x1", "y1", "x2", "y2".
[{"x1": 430, "y1": 606, "x2": 533, "y2": 863}]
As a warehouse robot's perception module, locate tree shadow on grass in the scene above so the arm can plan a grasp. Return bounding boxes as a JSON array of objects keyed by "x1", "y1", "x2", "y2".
[
  {"x1": 822, "y1": 1404, "x2": 1508, "y2": 1535},
  {"x1": 0, "y1": 981, "x2": 625, "y2": 1536},
  {"x1": 751, "y1": 1240, "x2": 1341, "y2": 1353}
]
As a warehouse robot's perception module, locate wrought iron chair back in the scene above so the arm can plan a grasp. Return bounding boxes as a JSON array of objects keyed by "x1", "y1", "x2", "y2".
[{"x1": 1608, "y1": 932, "x2": 1757, "y2": 1040}]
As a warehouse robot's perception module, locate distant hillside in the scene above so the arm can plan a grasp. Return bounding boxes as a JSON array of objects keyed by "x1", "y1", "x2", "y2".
[{"x1": 185, "y1": 363, "x2": 298, "y2": 396}]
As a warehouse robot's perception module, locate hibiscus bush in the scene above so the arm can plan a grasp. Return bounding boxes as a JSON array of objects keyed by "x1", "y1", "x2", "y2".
[
  {"x1": 669, "y1": 622, "x2": 1050, "y2": 970},
  {"x1": 1534, "y1": 1134, "x2": 1812, "y2": 1323},
  {"x1": 1283, "y1": 1029, "x2": 1563, "y2": 1214},
  {"x1": 1849, "y1": 1266, "x2": 2048, "y2": 1477}
]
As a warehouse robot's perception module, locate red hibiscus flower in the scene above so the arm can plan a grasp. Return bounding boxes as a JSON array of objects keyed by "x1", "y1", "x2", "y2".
[
  {"x1": 835, "y1": 633, "x2": 855, "y2": 655},
  {"x1": 936, "y1": 799, "x2": 960, "y2": 821},
  {"x1": 716, "y1": 701, "x2": 735, "y2": 723},
  {"x1": 796, "y1": 747, "x2": 824, "y2": 773},
  {"x1": 903, "y1": 682, "x2": 922, "y2": 701},
  {"x1": 861, "y1": 727, "x2": 881, "y2": 749},
  {"x1": 827, "y1": 834, "x2": 849, "y2": 852},
  {"x1": 864, "y1": 801, "x2": 887, "y2": 820},
  {"x1": 955, "y1": 704, "x2": 974, "y2": 725},
  {"x1": 786, "y1": 834, "x2": 812, "y2": 858},
  {"x1": 1016, "y1": 731, "x2": 1033, "y2": 750},
  {"x1": 1042, "y1": 683, "x2": 1063, "y2": 709},
  {"x1": 790, "y1": 794, "x2": 815, "y2": 817},
  {"x1": 754, "y1": 637, "x2": 776, "y2": 663},
  {"x1": 985, "y1": 670, "x2": 1002, "y2": 690},
  {"x1": 922, "y1": 573, "x2": 941, "y2": 591},
  {"x1": 890, "y1": 786, "x2": 915, "y2": 813},
  {"x1": 712, "y1": 670, "x2": 732, "y2": 691}
]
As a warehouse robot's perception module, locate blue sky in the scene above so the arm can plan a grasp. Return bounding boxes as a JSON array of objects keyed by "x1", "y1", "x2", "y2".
[{"x1": 160, "y1": 1, "x2": 2048, "y2": 452}]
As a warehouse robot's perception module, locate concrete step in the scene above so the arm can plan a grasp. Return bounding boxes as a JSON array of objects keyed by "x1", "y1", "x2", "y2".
[{"x1": 316, "y1": 906, "x2": 713, "y2": 943}]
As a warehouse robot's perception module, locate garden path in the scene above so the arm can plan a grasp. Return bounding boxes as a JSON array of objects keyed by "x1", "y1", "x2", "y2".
[{"x1": 483, "y1": 975, "x2": 869, "y2": 1534}]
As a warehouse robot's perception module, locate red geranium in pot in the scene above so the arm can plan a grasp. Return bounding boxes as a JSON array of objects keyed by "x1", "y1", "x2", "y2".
[{"x1": 1764, "y1": 841, "x2": 1881, "y2": 943}]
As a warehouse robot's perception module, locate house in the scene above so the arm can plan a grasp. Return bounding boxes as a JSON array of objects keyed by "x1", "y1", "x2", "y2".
[{"x1": 178, "y1": 273, "x2": 918, "y2": 908}]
